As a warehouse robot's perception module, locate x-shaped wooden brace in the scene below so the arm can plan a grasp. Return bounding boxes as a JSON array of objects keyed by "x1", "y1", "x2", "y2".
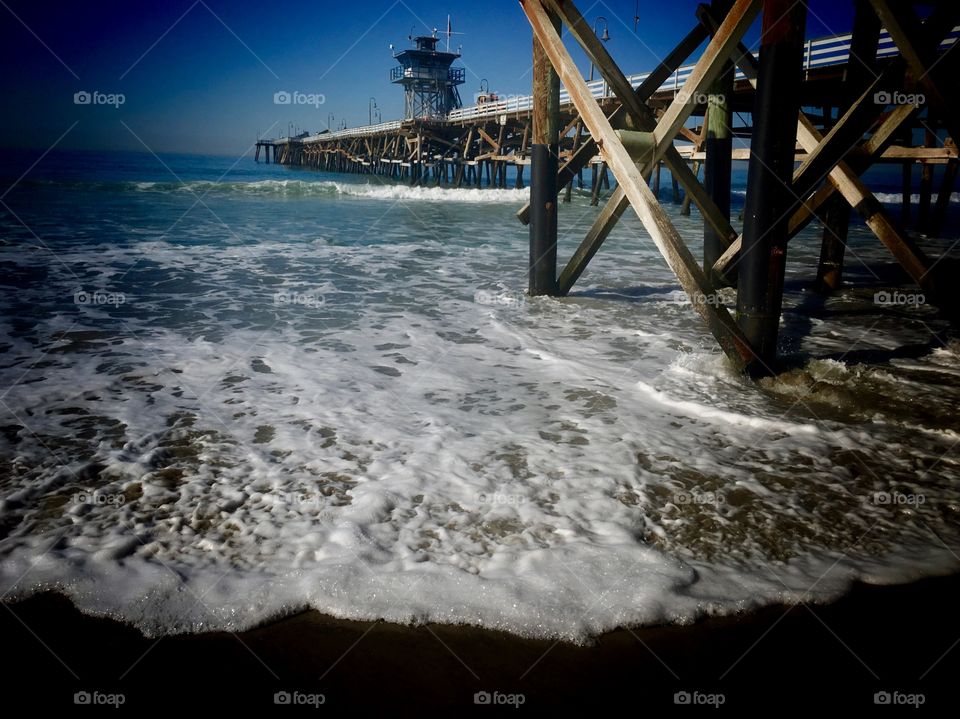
[
  {"x1": 548, "y1": 0, "x2": 749, "y2": 296},
  {"x1": 515, "y1": 22, "x2": 711, "y2": 225},
  {"x1": 706, "y1": 4, "x2": 958, "y2": 304},
  {"x1": 521, "y1": 0, "x2": 762, "y2": 371},
  {"x1": 870, "y1": 0, "x2": 960, "y2": 148}
]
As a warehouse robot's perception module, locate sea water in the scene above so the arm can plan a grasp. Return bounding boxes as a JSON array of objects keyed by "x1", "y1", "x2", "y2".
[{"x1": 0, "y1": 150, "x2": 957, "y2": 641}]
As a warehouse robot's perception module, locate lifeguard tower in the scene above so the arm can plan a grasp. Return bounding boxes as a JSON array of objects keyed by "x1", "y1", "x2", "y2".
[{"x1": 390, "y1": 34, "x2": 465, "y2": 120}]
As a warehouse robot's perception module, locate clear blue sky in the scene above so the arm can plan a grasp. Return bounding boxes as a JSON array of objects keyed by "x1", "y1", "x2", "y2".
[{"x1": 0, "y1": 1, "x2": 856, "y2": 156}]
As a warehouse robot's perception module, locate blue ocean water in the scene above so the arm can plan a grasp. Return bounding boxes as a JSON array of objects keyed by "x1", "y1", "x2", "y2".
[{"x1": 0, "y1": 149, "x2": 958, "y2": 639}]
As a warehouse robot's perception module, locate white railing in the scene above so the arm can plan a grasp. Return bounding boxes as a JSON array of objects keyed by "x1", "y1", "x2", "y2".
[
  {"x1": 447, "y1": 25, "x2": 959, "y2": 123},
  {"x1": 268, "y1": 25, "x2": 959, "y2": 142},
  {"x1": 271, "y1": 120, "x2": 405, "y2": 144}
]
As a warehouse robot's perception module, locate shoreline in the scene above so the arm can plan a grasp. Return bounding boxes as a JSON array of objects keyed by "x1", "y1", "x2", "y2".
[{"x1": 4, "y1": 573, "x2": 959, "y2": 710}]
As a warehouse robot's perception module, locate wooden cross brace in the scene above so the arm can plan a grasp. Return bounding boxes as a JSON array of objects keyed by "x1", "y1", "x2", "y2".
[
  {"x1": 701, "y1": 4, "x2": 955, "y2": 306},
  {"x1": 520, "y1": 0, "x2": 762, "y2": 372}
]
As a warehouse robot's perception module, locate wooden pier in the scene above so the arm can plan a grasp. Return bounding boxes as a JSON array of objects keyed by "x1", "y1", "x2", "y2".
[{"x1": 256, "y1": 0, "x2": 959, "y2": 375}]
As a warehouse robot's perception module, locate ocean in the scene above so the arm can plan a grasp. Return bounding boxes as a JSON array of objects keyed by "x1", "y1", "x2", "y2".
[{"x1": 0, "y1": 149, "x2": 957, "y2": 641}]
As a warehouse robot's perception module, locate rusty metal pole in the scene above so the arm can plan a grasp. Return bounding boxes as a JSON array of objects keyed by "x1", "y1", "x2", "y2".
[
  {"x1": 529, "y1": 5, "x2": 561, "y2": 296},
  {"x1": 737, "y1": 0, "x2": 807, "y2": 372}
]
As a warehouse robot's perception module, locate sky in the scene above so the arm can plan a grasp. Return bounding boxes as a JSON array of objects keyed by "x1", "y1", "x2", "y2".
[{"x1": 0, "y1": 0, "x2": 858, "y2": 157}]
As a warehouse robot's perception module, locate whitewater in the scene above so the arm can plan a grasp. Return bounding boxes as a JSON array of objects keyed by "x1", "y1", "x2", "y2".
[{"x1": 0, "y1": 152, "x2": 958, "y2": 642}]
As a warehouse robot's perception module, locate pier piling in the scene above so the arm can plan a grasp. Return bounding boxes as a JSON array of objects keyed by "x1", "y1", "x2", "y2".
[
  {"x1": 528, "y1": 6, "x2": 561, "y2": 297},
  {"x1": 736, "y1": 0, "x2": 807, "y2": 370},
  {"x1": 703, "y1": 0, "x2": 734, "y2": 286},
  {"x1": 255, "y1": 0, "x2": 959, "y2": 374}
]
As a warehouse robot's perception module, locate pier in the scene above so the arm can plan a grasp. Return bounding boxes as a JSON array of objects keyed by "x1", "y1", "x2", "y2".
[{"x1": 256, "y1": 0, "x2": 959, "y2": 376}]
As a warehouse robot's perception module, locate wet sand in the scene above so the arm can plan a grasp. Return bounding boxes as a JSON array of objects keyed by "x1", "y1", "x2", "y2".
[{"x1": 3, "y1": 573, "x2": 959, "y2": 710}]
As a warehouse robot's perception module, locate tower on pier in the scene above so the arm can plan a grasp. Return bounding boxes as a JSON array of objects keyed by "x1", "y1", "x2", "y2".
[{"x1": 390, "y1": 34, "x2": 464, "y2": 120}]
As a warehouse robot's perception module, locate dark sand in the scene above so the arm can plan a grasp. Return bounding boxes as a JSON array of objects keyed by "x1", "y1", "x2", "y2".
[{"x1": 3, "y1": 574, "x2": 959, "y2": 710}]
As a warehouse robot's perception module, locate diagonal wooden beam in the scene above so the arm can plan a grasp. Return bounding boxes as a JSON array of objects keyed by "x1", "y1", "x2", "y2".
[
  {"x1": 680, "y1": 110, "x2": 710, "y2": 216},
  {"x1": 546, "y1": 0, "x2": 737, "y2": 292},
  {"x1": 545, "y1": 0, "x2": 741, "y2": 257},
  {"x1": 713, "y1": 104, "x2": 928, "y2": 285},
  {"x1": 797, "y1": 116, "x2": 935, "y2": 293},
  {"x1": 868, "y1": 1, "x2": 960, "y2": 141},
  {"x1": 701, "y1": 9, "x2": 939, "y2": 294},
  {"x1": 789, "y1": 64, "x2": 906, "y2": 202},
  {"x1": 477, "y1": 127, "x2": 501, "y2": 154},
  {"x1": 521, "y1": 0, "x2": 758, "y2": 371},
  {"x1": 557, "y1": 184, "x2": 631, "y2": 294},
  {"x1": 560, "y1": 0, "x2": 759, "y2": 203},
  {"x1": 559, "y1": 115, "x2": 580, "y2": 139},
  {"x1": 643, "y1": 0, "x2": 761, "y2": 165},
  {"x1": 516, "y1": 21, "x2": 710, "y2": 224},
  {"x1": 785, "y1": 104, "x2": 916, "y2": 236}
]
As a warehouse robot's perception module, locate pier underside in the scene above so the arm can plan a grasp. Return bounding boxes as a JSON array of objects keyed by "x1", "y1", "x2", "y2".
[{"x1": 256, "y1": 0, "x2": 959, "y2": 375}]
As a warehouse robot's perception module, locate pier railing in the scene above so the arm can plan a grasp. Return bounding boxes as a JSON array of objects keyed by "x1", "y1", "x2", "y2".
[
  {"x1": 297, "y1": 120, "x2": 404, "y2": 143},
  {"x1": 277, "y1": 24, "x2": 958, "y2": 143},
  {"x1": 447, "y1": 25, "x2": 959, "y2": 123}
]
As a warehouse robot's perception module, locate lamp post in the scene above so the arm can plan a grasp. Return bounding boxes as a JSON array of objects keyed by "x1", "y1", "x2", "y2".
[
  {"x1": 588, "y1": 17, "x2": 610, "y2": 82},
  {"x1": 369, "y1": 97, "x2": 378, "y2": 125},
  {"x1": 328, "y1": 113, "x2": 335, "y2": 131}
]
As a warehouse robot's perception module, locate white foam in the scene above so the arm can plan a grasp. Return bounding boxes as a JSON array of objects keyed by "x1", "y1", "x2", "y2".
[
  {"x1": 733, "y1": 189, "x2": 959, "y2": 205},
  {"x1": 330, "y1": 181, "x2": 529, "y2": 203},
  {"x1": 1, "y1": 182, "x2": 958, "y2": 642},
  {"x1": 126, "y1": 178, "x2": 530, "y2": 203}
]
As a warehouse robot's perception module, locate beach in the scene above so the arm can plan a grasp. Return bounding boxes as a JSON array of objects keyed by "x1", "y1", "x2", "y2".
[
  {"x1": 1, "y1": 151, "x2": 958, "y2": 711},
  {"x1": 4, "y1": 573, "x2": 959, "y2": 710},
  {"x1": 3, "y1": 0, "x2": 960, "y2": 710}
]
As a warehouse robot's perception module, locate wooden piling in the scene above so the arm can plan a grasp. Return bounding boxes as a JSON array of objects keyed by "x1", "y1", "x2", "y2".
[
  {"x1": 917, "y1": 127, "x2": 936, "y2": 233},
  {"x1": 529, "y1": 5, "x2": 561, "y2": 297},
  {"x1": 704, "y1": 2, "x2": 734, "y2": 284},
  {"x1": 902, "y1": 157, "x2": 912, "y2": 225},
  {"x1": 736, "y1": 0, "x2": 807, "y2": 371},
  {"x1": 931, "y1": 156, "x2": 958, "y2": 236},
  {"x1": 815, "y1": 0, "x2": 881, "y2": 291}
]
